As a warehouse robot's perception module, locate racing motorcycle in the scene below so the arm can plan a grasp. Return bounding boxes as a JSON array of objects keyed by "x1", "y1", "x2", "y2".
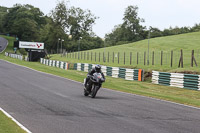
[{"x1": 84, "y1": 72, "x2": 105, "y2": 98}]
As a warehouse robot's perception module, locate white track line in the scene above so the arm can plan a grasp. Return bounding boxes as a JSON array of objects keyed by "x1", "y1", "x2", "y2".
[
  {"x1": 0, "y1": 107, "x2": 32, "y2": 133},
  {"x1": 1, "y1": 59, "x2": 200, "y2": 112}
]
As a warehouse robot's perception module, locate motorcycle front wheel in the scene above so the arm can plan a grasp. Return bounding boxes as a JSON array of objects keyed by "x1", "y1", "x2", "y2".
[
  {"x1": 91, "y1": 85, "x2": 99, "y2": 98},
  {"x1": 84, "y1": 89, "x2": 89, "y2": 96}
]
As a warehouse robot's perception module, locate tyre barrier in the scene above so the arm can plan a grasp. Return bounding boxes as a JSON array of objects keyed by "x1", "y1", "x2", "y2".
[
  {"x1": 152, "y1": 71, "x2": 200, "y2": 90},
  {"x1": 5, "y1": 52, "x2": 23, "y2": 60},
  {"x1": 40, "y1": 58, "x2": 70, "y2": 70},
  {"x1": 73, "y1": 62, "x2": 144, "y2": 81},
  {"x1": 40, "y1": 58, "x2": 144, "y2": 81}
]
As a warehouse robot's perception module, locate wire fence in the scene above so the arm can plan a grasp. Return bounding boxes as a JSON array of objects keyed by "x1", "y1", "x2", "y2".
[{"x1": 48, "y1": 49, "x2": 200, "y2": 68}]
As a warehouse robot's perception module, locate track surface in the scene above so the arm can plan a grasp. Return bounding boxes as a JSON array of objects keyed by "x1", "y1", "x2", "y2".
[
  {"x1": 0, "y1": 37, "x2": 8, "y2": 53},
  {"x1": 0, "y1": 60, "x2": 200, "y2": 133}
]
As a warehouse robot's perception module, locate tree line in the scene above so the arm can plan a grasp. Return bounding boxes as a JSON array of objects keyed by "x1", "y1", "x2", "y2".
[
  {"x1": 0, "y1": 1, "x2": 103, "y2": 52},
  {"x1": 105, "y1": 5, "x2": 200, "y2": 46},
  {"x1": 0, "y1": 2, "x2": 200, "y2": 52}
]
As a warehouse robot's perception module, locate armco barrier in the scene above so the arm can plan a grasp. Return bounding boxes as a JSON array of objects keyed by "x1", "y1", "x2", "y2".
[
  {"x1": 152, "y1": 71, "x2": 200, "y2": 90},
  {"x1": 40, "y1": 58, "x2": 144, "y2": 81},
  {"x1": 5, "y1": 52, "x2": 23, "y2": 60}
]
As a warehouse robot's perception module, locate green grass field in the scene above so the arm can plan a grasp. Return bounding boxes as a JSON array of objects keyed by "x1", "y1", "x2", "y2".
[{"x1": 50, "y1": 32, "x2": 200, "y2": 73}]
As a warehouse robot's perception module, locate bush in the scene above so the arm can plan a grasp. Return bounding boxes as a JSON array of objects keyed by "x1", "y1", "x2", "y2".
[{"x1": 19, "y1": 48, "x2": 27, "y2": 55}]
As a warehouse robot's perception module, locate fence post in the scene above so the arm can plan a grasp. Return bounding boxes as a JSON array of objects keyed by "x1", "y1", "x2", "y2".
[
  {"x1": 81, "y1": 52, "x2": 82, "y2": 60},
  {"x1": 152, "y1": 51, "x2": 154, "y2": 65},
  {"x1": 99, "y1": 52, "x2": 100, "y2": 62},
  {"x1": 87, "y1": 52, "x2": 89, "y2": 60},
  {"x1": 124, "y1": 52, "x2": 125, "y2": 64},
  {"x1": 178, "y1": 49, "x2": 183, "y2": 68},
  {"x1": 130, "y1": 52, "x2": 132, "y2": 65},
  {"x1": 118, "y1": 52, "x2": 120, "y2": 64},
  {"x1": 103, "y1": 52, "x2": 105, "y2": 62},
  {"x1": 144, "y1": 51, "x2": 146, "y2": 65},
  {"x1": 171, "y1": 50, "x2": 173, "y2": 67},
  {"x1": 191, "y1": 50, "x2": 198, "y2": 67},
  {"x1": 181, "y1": 49, "x2": 183, "y2": 67},
  {"x1": 191, "y1": 50, "x2": 193, "y2": 67},
  {"x1": 113, "y1": 52, "x2": 114, "y2": 63},
  {"x1": 108, "y1": 52, "x2": 109, "y2": 62},
  {"x1": 161, "y1": 51, "x2": 163, "y2": 66},
  {"x1": 194, "y1": 50, "x2": 198, "y2": 66},
  {"x1": 95, "y1": 52, "x2": 96, "y2": 62},
  {"x1": 137, "y1": 52, "x2": 139, "y2": 64},
  {"x1": 91, "y1": 52, "x2": 92, "y2": 61}
]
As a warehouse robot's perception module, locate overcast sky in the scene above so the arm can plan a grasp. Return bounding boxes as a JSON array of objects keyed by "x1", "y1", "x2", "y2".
[{"x1": 1, "y1": 0, "x2": 200, "y2": 38}]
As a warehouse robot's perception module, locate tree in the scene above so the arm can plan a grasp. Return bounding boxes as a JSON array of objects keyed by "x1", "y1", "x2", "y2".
[
  {"x1": 39, "y1": 17, "x2": 67, "y2": 51},
  {"x1": 3, "y1": 4, "x2": 45, "y2": 41},
  {"x1": 105, "y1": 5, "x2": 147, "y2": 46},
  {"x1": 122, "y1": 5, "x2": 146, "y2": 41},
  {"x1": 68, "y1": 7, "x2": 98, "y2": 40},
  {"x1": 191, "y1": 23, "x2": 200, "y2": 32},
  {"x1": 50, "y1": 0, "x2": 69, "y2": 33},
  {"x1": 2, "y1": 1, "x2": 102, "y2": 51},
  {"x1": 149, "y1": 27, "x2": 162, "y2": 38},
  {"x1": 50, "y1": 1, "x2": 101, "y2": 51},
  {"x1": 0, "y1": 6, "x2": 8, "y2": 33}
]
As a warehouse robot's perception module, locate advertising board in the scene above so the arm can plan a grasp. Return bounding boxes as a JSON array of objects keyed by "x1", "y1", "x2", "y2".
[{"x1": 19, "y1": 41, "x2": 44, "y2": 49}]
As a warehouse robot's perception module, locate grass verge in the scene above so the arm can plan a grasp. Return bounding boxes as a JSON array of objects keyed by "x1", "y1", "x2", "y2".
[{"x1": 0, "y1": 110, "x2": 26, "y2": 133}]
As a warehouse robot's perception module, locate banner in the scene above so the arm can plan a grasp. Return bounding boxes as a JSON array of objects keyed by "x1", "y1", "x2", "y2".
[{"x1": 19, "y1": 41, "x2": 44, "y2": 49}]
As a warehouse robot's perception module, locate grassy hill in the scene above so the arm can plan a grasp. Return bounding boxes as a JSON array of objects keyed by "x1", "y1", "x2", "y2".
[
  {"x1": 1, "y1": 32, "x2": 200, "y2": 73},
  {"x1": 51, "y1": 32, "x2": 200, "y2": 73}
]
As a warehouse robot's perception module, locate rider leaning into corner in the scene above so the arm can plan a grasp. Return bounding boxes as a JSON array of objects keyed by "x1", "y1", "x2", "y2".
[{"x1": 84, "y1": 64, "x2": 105, "y2": 88}]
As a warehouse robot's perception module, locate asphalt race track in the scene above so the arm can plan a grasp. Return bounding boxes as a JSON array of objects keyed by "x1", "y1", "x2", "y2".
[
  {"x1": 0, "y1": 60, "x2": 200, "y2": 133},
  {"x1": 0, "y1": 37, "x2": 8, "y2": 53}
]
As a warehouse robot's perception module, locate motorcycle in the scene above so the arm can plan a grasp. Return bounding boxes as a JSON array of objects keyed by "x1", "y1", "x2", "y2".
[{"x1": 84, "y1": 72, "x2": 105, "y2": 98}]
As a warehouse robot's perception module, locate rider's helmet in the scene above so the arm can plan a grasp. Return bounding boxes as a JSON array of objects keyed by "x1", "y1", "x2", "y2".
[{"x1": 95, "y1": 64, "x2": 101, "y2": 73}]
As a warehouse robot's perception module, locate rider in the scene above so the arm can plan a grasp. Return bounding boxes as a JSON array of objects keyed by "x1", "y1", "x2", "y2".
[{"x1": 84, "y1": 64, "x2": 105, "y2": 89}]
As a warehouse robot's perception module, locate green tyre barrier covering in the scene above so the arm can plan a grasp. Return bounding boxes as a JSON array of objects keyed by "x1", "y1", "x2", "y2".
[
  {"x1": 118, "y1": 68, "x2": 126, "y2": 79},
  {"x1": 152, "y1": 71, "x2": 200, "y2": 90},
  {"x1": 39, "y1": 58, "x2": 144, "y2": 82},
  {"x1": 106, "y1": 67, "x2": 112, "y2": 76}
]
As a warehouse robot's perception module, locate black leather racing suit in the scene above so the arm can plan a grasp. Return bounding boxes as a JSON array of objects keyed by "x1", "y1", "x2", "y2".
[{"x1": 84, "y1": 68, "x2": 105, "y2": 88}]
